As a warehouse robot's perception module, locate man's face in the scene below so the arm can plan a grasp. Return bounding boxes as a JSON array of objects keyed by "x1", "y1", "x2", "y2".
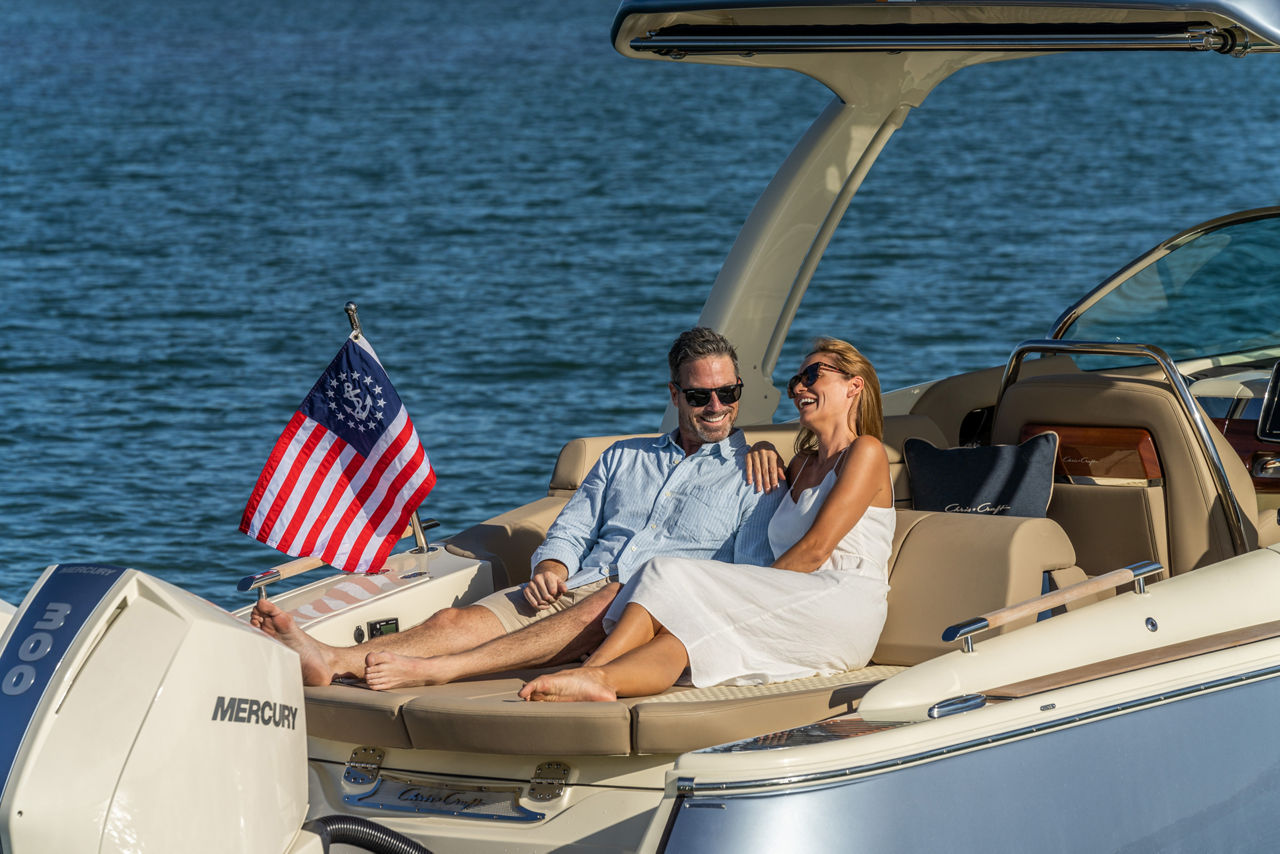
[{"x1": 670, "y1": 355, "x2": 740, "y2": 449}]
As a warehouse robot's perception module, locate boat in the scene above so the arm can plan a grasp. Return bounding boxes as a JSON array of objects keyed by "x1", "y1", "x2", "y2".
[{"x1": 7, "y1": 1, "x2": 1280, "y2": 851}]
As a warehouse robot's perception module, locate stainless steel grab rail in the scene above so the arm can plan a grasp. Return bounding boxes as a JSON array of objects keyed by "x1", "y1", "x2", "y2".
[{"x1": 995, "y1": 340, "x2": 1251, "y2": 556}]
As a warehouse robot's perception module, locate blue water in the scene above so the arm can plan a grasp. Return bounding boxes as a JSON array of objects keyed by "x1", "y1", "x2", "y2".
[{"x1": 5, "y1": 0, "x2": 1280, "y2": 610}]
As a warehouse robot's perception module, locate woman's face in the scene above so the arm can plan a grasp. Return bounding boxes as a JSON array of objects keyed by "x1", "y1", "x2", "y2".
[{"x1": 788, "y1": 353, "x2": 862, "y2": 431}]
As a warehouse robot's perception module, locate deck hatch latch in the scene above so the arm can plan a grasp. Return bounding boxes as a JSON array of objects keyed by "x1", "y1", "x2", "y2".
[
  {"x1": 528, "y1": 761, "x2": 570, "y2": 801},
  {"x1": 344, "y1": 746, "x2": 386, "y2": 785}
]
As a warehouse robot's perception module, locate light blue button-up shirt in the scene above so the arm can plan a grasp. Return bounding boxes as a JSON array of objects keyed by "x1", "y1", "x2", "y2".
[{"x1": 531, "y1": 429, "x2": 783, "y2": 589}]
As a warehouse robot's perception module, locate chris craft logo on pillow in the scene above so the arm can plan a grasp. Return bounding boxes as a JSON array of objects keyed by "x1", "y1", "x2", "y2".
[{"x1": 903, "y1": 432, "x2": 1058, "y2": 518}]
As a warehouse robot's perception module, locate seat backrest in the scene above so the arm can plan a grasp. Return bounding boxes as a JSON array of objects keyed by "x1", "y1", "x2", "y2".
[
  {"x1": 990, "y1": 372, "x2": 1259, "y2": 577},
  {"x1": 454, "y1": 415, "x2": 951, "y2": 585},
  {"x1": 873, "y1": 509, "x2": 1077, "y2": 666},
  {"x1": 546, "y1": 415, "x2": 947, "y2": 507}
]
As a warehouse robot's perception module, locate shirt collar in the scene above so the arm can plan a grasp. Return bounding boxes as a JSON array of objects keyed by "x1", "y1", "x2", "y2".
[{"x1": 655, "y1": 428, "x2": 743, "y2": 459}]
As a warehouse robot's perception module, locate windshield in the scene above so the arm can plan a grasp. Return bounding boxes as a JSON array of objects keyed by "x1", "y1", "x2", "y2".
[{"x1": 1059, "y1": 212, "x2": 1280, "y2": 371}]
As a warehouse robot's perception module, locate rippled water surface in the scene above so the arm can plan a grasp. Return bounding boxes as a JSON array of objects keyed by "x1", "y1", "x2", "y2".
[{"x1": 6, "y1": 0, "x2": 1280, "y2": 608}]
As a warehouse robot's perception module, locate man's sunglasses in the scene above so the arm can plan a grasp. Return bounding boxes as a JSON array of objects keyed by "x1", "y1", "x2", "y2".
[
  {"x1": 786, "y1": 362, "x2": 848, "y2": 398},
  {"x1": 673, "y1": 379, "x2": 744, "y2": 407}
]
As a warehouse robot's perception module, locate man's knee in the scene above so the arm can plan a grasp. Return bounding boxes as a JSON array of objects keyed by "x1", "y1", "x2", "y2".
[
  {"x1": 587, "y1": 581, "x2": 621, "y2": 601},
  {"x1": 421, "y1": 603, "x2": 500, "y2": 634},
  {"x1": 565, "y1": 582, "x2": 620, "y2": 625},
  {"x1": 592, "y1": 581, "x2": 622, "y2": 608}
]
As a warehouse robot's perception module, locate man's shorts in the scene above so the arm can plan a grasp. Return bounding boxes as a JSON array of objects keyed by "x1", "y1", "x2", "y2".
[{"x1": 473, "y1": 576, "x2": 617, "y2": 634}]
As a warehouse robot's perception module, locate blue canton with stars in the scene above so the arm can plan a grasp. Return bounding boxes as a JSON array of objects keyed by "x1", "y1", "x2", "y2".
[{"x1": 300, "y1": 339, "x2": 403, "y2": 458}]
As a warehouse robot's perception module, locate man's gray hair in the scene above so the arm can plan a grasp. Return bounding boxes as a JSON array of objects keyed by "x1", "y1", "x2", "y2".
[{"x1": 667, "y1": 327, "x2": 740, "y2": 384}]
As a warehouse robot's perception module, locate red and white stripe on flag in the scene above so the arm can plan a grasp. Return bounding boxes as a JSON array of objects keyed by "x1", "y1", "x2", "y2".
[{"x1": 240, "y1": 334, "x2": 436, "y2": 573}]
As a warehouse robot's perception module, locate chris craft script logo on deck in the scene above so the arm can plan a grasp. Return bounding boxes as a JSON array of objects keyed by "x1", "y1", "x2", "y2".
[
  {"x1": 211, "y1": 696, "x2": 299, "y2": 729},
  {"x1": 397, "y1": 786, "x2": 490, "y2": 812}
]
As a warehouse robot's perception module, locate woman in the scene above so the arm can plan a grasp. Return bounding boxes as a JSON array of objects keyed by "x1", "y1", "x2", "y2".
[{"x1": 519, "y1": 337, "x2": 894, "y2": 702}]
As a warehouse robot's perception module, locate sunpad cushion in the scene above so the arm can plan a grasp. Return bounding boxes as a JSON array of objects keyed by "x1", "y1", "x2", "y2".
[
  {"x1": 904, "y1": 432, "x2": 1058, "y2": 518},
  {"x1": 401, "y1": 678, "x2": 634, "y2": 755},
  {"x1": 305, "y1": 683, "x2": 420, "y2": 749},
  {"x1": 304, "y1": 667, "x2": 906, "y2": 756}
]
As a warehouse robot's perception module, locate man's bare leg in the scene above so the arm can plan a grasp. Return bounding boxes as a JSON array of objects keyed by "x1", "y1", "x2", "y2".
[
  {"x1": 251, "y1": 597, "x2": 507, "y2": 686},
  {"x1": 364, "y1": 584, "x2": 620, "y2": 690}
]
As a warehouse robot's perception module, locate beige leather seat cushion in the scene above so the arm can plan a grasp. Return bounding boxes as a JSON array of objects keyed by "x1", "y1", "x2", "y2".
[
  {"x1": 306, "y1": 508, "x2": 1075, "y2": 755},
  {"x1": 306, "y1": 666, "x2": 906, "y2": 756},
  {"x1": 874, "y1": 510, "x2": 1077, "y2": 666},
  {"x1": 304, "y1": 683, "x2": 421, "y2": 749},
  {"x1": 403, "y1": 678, "x2": 634, "y2": 755},
  {"x1": 448, "y1": 416, "x2": 948, "y2": 584},
  {"x1": 323, "y1": 421, "x2": 1074, "y2": 757}
]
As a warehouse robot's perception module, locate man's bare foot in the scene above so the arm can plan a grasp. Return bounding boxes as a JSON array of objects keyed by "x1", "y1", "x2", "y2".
[
  {"x1": 250, "y1": 598, "x2": 336, "y2": 686},
  {"x1": 518, "y1": 667, "x2": 616, "y2": 702},
  {"x1": 364, "y1": 651, "x2": 458, "y2": 690}
]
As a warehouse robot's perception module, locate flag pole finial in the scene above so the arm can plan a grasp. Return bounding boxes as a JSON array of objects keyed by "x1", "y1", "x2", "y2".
[{"x1": 344, "y1": 302, "x2": 362, "y2": 338}]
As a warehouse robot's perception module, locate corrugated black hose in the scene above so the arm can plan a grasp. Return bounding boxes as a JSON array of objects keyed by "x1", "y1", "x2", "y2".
[{"x1": 303, "y1": 814, "x2": 435, "y2": 854}]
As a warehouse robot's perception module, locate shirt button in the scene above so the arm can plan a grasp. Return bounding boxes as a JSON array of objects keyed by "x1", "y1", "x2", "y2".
[{"x1": 650, "y1": 524, "x2": 656, "y2": 530}]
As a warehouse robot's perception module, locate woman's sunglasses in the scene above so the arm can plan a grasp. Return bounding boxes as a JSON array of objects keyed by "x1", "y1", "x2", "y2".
[
  {"x1": 673, "y1": 379, "x2": 743, "y2": 407},
  {"x1": 786, "y1": 362, "x2": 848, "y2": 398}
]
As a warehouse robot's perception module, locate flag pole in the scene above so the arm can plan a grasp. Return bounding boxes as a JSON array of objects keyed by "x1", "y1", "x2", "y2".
[
  {"x1": 344, "y1": 301, "x2": 430, "y2": 554},
  {"x1": 344, "y1": 300, "x2": 363, "y2": 339}
]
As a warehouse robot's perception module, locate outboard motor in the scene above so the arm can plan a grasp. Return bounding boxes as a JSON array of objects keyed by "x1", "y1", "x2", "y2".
[{"x1": 1, "y1": 564, "x2": 313, "y2": 853}]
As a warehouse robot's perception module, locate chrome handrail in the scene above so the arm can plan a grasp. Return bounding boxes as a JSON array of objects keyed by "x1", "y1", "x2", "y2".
[{"x1": 994, "y1": 340, "x2": 1251, "y2": 556}]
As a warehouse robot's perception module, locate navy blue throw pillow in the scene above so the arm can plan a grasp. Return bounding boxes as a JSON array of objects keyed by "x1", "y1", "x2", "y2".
[{"x1": 904, "y1": 432, "x2": 1058, "y2": 517}]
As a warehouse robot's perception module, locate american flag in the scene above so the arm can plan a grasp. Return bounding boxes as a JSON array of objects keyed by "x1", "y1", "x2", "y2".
[{"x1": 240, "y1": 334, "x2": 436, "y2": 573}]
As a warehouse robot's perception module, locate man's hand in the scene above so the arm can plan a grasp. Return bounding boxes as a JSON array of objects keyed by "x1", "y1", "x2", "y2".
[{"x1": 524, "y1": 560, "x2": 570, "y2": 609}]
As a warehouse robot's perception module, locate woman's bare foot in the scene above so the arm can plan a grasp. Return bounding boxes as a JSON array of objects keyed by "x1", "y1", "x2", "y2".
[
  {"x1": 518, "y1": 667, "x2": 616, "y2": 702},
  {"x1": 364, "y1": 651, "x2": 457, "y2": 690},
  {"x1": 250, "y1": 599, "x2": 337, "y2": 686}
]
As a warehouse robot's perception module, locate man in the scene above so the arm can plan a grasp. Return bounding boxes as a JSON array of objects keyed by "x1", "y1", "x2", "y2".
[{"x1": 251, "y1": 327, "x2": 782, "y2": 688}]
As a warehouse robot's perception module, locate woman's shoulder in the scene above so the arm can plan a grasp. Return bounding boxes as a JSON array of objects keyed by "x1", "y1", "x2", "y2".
[
  {"x1": 842, "y1": 434, "x2": 888, "y2": 468},
  {"x1": 851, "y1": 434, "x2": 885, "y2": 452}
]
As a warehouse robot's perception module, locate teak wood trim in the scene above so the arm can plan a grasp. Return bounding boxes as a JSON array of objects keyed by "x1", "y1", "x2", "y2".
[
  {"x1": 1021, "y1": 423, "x2": 1162, "y2": 481},
  {"x1": 987, "y1": 619, "x2": 1280, "y2": 699},
  {"x1": 237, "y1": 524, "x2": 416, "y2": 593},
  {"x1": 274, "y1": 524, "x2": 416, "y2": 578},
  {"x1": 942, "y1": 562, "x2": 1164, "y2": 644}
]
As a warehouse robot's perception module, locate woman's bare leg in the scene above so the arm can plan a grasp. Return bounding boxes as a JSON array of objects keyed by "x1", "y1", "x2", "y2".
[
  {"x1": 519, "y1": 630, "x2": 689, "y2": 702},
  {"x1": 581, "y1": 602, "x2": 662, "y2": 667}
]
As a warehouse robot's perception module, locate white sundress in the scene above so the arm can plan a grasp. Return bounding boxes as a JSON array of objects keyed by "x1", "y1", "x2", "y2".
[{"x1": 606, "y1": 457, "x2": 895, "y2": 687}]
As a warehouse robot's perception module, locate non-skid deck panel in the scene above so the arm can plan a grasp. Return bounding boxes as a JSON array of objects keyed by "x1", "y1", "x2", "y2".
[
  {"x1": 304, "y1": 665, "x2": 905, "y2": 756},
  {"x1": 626, "y1": 665, "x2": 906, "y2": 754}
]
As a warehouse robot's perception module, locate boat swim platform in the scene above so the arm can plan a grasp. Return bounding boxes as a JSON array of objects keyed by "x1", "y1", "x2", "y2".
[{"x1": 303, "y1": 665, "x2": 907, "y2": 756}]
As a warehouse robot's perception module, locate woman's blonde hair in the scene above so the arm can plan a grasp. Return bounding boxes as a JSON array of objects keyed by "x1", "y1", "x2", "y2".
[{"x1": 793, "y1": 337, "x2": 883, "y2": 457}]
